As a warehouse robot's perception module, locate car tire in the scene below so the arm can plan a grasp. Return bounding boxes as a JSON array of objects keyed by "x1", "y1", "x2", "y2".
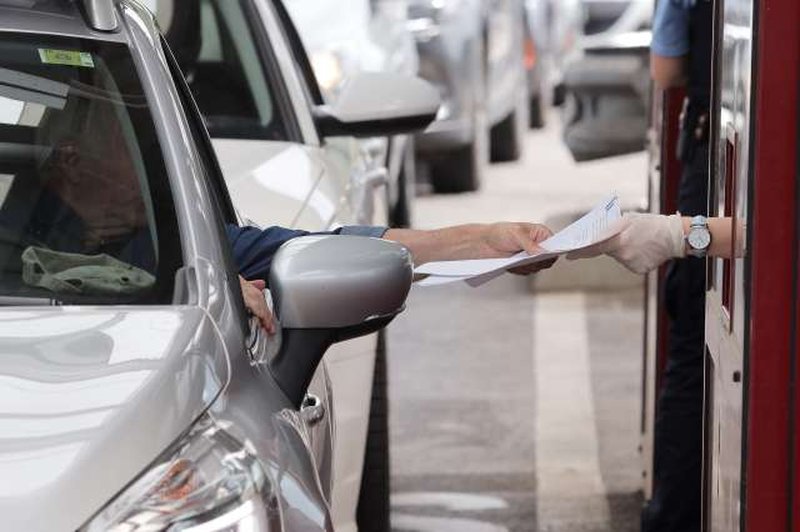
[
  {"x1": 428, "y1": 137, "x2": 485, "y2": 194},
  {"x1": 429, "y1": 35, "x2": 488, "y2": 194},
  {"x1": 529, "y1": 93, "x2": 546, "y2": 129},
  {"x1": 429, "y1": 86, "x2": 488, "y2": 194},
  {"x1": 490, "y1": 89, "x2": 527, "y2": 162},
  {"x1": 356, "y1": 332, "x2": 390, "y2": 532},
  {"x1": 390, "y1": 141, "x2": 415, "y2": 228}
]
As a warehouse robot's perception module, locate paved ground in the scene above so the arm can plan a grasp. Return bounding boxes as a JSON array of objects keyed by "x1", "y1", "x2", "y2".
[{"x1": 386, "y1": 116, "x2": 648, "y2": 531}]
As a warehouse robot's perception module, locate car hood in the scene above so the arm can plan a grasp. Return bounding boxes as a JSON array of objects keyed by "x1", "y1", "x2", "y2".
[
  {"x1": 212, "y1": 139, "x2": 336, "y2": 229},
  {"x1": 0, "y1": 306, "x2": 228, "y2": 532}
]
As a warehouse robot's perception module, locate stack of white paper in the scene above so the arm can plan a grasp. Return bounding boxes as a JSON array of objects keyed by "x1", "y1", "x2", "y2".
[{"x1": 415, "y1": 195, "x2": 622, "y2": 287}]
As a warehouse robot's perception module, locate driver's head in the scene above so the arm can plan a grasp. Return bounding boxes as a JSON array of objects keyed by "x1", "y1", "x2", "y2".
[{"x1": 44, "y1": 99, "x2": 147, "y2": 249}]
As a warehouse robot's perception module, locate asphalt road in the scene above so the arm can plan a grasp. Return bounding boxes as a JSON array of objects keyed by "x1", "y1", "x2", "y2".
[{"x1": 387, "y1": 116, "x2": 648, "y2": 532}]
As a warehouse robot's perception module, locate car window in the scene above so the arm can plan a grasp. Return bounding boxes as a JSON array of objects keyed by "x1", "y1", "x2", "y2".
[
  {"x1": 168, "y1": 0, "x2": 290, "y2": 141},
  {"x1": 0, "y1": 33, "x2": 182, "y2": 305}
]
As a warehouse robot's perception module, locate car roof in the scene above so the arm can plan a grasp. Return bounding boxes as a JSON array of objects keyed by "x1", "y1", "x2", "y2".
[{"x1": 0, "y1": 0, "x2": 142, "y2": 42}]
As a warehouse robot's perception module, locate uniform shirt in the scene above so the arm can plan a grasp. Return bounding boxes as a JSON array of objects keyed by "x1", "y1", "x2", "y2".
[
  {"x1": 227, "y1": 224, "x2": 388, "y2": 283},
  {"x1": 651, "y1": 0, "x2": 712, "y2": 107},
  {"x1": 651, "y1": 0, "x2": 692, "y2": 57}
]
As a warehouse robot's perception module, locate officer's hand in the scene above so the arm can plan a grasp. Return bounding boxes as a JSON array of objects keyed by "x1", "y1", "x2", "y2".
[
  {"x1": 239, "y1": 276, "x2": 276, "y2": 335},
  {"x1": 482, "y1": 222, "x2": 558, "y2": 275},
  {"x1": 567, "y1": 213, "x2": 686, "y2": 274}
]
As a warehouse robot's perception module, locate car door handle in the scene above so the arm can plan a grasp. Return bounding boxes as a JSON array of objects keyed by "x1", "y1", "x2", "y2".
[
  {"x1": 300, "y1": 393, "x2": 326, "y2": 426},
  {"x1": 358, "y1": 167, "x2": 388, "y2": 189},
  {"x1": 360, "y1": 138, "x2": 386, "y2": 163}
]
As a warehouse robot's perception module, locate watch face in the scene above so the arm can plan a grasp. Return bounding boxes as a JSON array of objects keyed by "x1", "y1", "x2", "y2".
[{"x1": 688, "y1": 228, "x2": 712, "y2": 250}]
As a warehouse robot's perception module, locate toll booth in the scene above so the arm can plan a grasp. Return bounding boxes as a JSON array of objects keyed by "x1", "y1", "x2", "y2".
[
  {"x1": 702, "y1": 0, "x2": 800, "y2": 529},
  {"x1": 644, "y1": 0, "x2": 800, "y2": 528}
]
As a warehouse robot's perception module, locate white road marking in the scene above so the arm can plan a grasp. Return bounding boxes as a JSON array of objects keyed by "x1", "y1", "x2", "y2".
[
  {"x1": 392, "y1": 492, "x2": 508, "y2": 512},
  {"x1": 533, "y1": 292, "x2": 610, "y2": 526},
  {"x1": 391, "y1": 514, "x2": 508, "y2": 532}
]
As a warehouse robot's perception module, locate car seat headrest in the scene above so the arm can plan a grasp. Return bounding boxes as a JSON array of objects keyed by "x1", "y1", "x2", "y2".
[{"x1": 163, "y1": 0, "x2": 202, "y2": 73}]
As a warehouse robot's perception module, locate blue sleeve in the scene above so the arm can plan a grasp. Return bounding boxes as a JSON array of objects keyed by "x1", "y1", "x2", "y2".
[
  {"x1": 651, "y1": 0, "x2": 691, "y2": 57},
  {"x1": 226, "y1": 224, "x2": 387, "y2": 282},
  {"x1": 227, "y1": 225, "x2": 310, "y2": 282}
]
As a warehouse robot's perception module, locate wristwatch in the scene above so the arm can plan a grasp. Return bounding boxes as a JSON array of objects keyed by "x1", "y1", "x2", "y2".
[{"x1": 686, "y1": 215, "x2": 712, "y2": 257}]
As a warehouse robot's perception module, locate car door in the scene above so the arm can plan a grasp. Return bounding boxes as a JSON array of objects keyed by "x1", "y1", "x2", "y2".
[{"x1": 156, "y1": 0, "x2": 337, "y2": 495}]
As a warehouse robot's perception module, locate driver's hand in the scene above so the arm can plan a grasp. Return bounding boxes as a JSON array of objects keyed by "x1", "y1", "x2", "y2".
[
  {"x1": 239, "y1": 276, "x2": 276, "y2": 335},
  {"x1": 482, "y1": 222, "x2": 558, "y2": 275}
]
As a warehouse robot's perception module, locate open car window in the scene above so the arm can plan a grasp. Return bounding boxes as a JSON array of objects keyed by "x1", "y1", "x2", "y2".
[{"x1": 0, "y1": 34, "x2": 181, "y2": 305}]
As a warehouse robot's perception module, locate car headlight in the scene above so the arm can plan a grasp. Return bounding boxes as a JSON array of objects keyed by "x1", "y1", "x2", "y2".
[
  {"x1": 82, "y1": 415, "x2": 277, "y2": 532},
  {"x1": 310, "y1": 50, "x2": 345, "y2": 98}
]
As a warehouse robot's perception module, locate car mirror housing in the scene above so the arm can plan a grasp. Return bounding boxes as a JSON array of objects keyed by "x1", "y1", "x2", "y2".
[
  {"x1": 268, "y1": 235, "x2": 413, "y2": 407},
  {"x1": 313, "y1": 72, "x2": 440, "y2": 138}
]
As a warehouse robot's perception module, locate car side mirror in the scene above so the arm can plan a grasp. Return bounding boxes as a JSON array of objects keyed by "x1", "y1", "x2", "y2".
[
  {"x1": 268, "y1": 235, "x2": 413, "y2": 407},
  {"x1": 313, "y1": 72, "x2": 440, "y2": 138}
]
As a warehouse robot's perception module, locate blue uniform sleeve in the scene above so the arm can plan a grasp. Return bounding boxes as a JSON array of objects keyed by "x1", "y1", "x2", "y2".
[
  {"x1": 226, "y1": 224, "x2": 388, "y2": 283},
  {"x1": 651, "y1": 0, "x2": 691, "y2": 57}
]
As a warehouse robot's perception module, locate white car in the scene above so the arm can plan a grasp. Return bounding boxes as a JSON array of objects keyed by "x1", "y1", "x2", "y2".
[
  {"x1": 153, "y1": 0, "x2": 438, "y2": 530},
  {"x1": 284, "y1": 0, "x2": 420, "y2": 228}
]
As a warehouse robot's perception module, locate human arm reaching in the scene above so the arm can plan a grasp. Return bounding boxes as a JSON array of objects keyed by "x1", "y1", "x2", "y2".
[
  {"x1": 567, "y1": 213, "x2": 743, "y2": 274},
  {"x1": 383, "y1": 222, "x2": 555, "y2": 274},
  {"x1": 230, "y1": 222, "x2": 557, "y2": 283}
]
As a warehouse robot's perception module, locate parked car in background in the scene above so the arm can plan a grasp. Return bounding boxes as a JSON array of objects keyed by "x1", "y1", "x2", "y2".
[
  {"x1": 560, "y1": 0, "x2": 652, "y2": 161},
  {"x1": 0, "y1": 1, "x2": 419, "y2": 531},
  {"x1": 523, "y1": 0, "x2": 584, "y2": 126},
  {"x1": 580, "y1": 0, "x2": 652, "y2": 46},
  {"x1": 157, "y1": 0, "x2": 439, "y2": 530},
  {"x1": 284, "y1": 0, "x2": 420, "y2": 227},
  {"x1": 406, "y1": 0, "x2": 528, "y2": 193}
]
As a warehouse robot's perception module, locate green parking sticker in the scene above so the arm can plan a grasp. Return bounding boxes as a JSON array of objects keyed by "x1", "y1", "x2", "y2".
[{"x1": 38, "y1": 49, "x2": 95, "y2": 68}]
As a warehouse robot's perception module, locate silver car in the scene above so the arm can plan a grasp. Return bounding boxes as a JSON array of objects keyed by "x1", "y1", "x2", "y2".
[
  {"x1": 407, "y1": 0, "x2": 528, "y2": 192},
  {"x1": 0, "y1": 1, "x2": 417, "y2": 530},
  {"x1": 560, "y1": 0, "x2": 652, "y2": 161},
  {"x1": 156, "y1": 0, "x2": 438, "y2": 529}
]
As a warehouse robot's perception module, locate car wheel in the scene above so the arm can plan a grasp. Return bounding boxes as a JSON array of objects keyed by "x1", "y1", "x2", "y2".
[
  {"x1": 429, "y1": 90, "x2": 488, "y2": 195},
  {"x1": 428, "y1": 131, "x2": 485, "y2": 194},
  {"x1": 490, "y1": 88, "x2": 527, "y2": 162},
  {"x1": 356, "y1": 332, "x2": 390, "y2": 532},
  {"x1": 529, "y1": 93, "x2": 546, "y2": 129},
  {"x1": 390, "y1": 141, "x2": 415, "y2": 228}
]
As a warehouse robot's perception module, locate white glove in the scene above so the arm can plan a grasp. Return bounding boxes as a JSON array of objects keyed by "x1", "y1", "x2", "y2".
[{"x1": 567, "y1": 213, "x2": 686, "y2": 274}]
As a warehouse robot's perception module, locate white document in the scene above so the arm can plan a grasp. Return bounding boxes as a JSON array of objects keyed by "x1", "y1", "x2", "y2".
[{"x1": 416, "y1": 195, "x2": 622, "y2": 287}]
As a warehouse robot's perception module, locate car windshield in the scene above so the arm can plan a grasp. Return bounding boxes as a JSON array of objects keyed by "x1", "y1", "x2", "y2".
[
  {"x1": 0, "y1": 33, "x2": 181, "y2": 305},
  {"x1": 165, "y1": 0, "x2": 288, "y2": 140}
]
